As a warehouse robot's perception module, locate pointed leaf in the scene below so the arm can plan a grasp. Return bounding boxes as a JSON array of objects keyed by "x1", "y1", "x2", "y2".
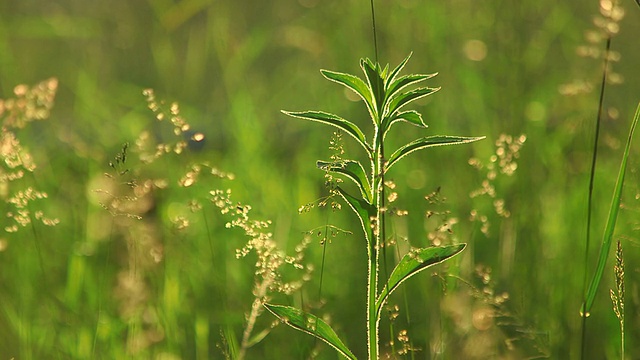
[
  {"x1": 376, "y1": 244, "x2": 466, "y2": 317},
  {"x1": 317, "y1": 160, "x2": 372, "y2": 204},
  {"x1": 380, "y1": 63, "x2": 389, "y2": 79},
  {"x1": 361, "y1": 58, "x2": 385, "y2": 119},
  {"x1": 386, "y1": 135, "x2": 486, "y2": 172},
  {"x1": 384, "y1": 74, "x2": 438, "y2": 112},
  {"x1": 282, "y1": 110, "x2": 371, "y2": 153},
  {"x1": 264, "y1": 304, "x2": 356, "y2": 360},
  {"x1": 336, "y1": 186, "x2": 376, "y2": 246},
  {"x1": 382, "y1": 110, "x2": 428, "y2": 140},
  {"x1": 320, "y1": 69, "x2": 376, "y2": 123},
  {"x1": 386, "y1": 87, "x2": 440, "y2": 121},
  {"x1": 392, "y1": 110, "x2": 427, "y2": 127},
  {"x1": 385, "y1": 53, "x2": 413, "y2": 89},
  {"x1": 581, "y1": 101, "x2": 639, "y2": 316}
]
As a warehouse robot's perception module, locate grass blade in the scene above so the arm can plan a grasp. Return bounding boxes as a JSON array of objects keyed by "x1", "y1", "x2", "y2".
[
  {"x1": 581, "y1": 101, "x2": 639, "y2": 316},
  {"x1": 264, "y1": 304, "x2": 357, "y2": 360}
]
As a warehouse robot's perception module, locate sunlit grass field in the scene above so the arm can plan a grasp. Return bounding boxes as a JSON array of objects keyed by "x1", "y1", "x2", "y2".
[{"x1": 1, "y1": 0, "x2": 639, "y2": 358}]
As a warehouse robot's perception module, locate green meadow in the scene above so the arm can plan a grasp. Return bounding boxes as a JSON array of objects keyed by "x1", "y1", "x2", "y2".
[{"x1": 1, "y1": 0, "x2": 639, "y2": 358}]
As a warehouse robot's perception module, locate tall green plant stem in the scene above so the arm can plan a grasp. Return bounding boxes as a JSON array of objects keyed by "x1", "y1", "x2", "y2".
[
  {"x1": 367, "y1": 214, "x2": 379, "y2": 359},
  {"x1": 368, "y1": 126, "x2": 385, "y2": 359},
  {"x1": 368, "y1": 1, "x2": 380, "y2": 357}
]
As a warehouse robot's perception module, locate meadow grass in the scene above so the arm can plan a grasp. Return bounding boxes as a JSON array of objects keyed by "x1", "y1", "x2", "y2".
[{"x1": 0, "y1": 0, "x2": 639, "y2": 359}]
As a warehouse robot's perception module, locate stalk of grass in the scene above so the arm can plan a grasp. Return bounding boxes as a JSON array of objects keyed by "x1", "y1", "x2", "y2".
[
  {"x1": 579, "y1": 31, "x2": 611, "y2": 358},
  {"x1": 578, "y1": 1, "x2": 628, "y2": 355},
  {"x1": 580, "y1": 101, "x2": 639, "y2": 335},
  {"x1": 91, "y1": 220, "x2": 113, "y2": 358}
]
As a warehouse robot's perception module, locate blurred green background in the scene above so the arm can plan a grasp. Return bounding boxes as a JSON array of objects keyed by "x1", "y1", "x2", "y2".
[{"x1": 1, "y1": 0, "x2": 639, "y2": 358}]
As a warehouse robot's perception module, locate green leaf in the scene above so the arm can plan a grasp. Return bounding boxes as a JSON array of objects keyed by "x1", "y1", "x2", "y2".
[
  {"x1": 384, "y1": 54, "x2": 437, "y2": 109},
  {"x1": 380, "y1": 63, "x2": 390, "y2": 80},
  {"x1": 385, "y1": 86, "x2": 440, "y2": 122},
  {"x1": 282, "y1": 110, "x2": 371, "y2": 153},
  {"x1": 392, "y1": 110, "x2": 427, "y2": 127},
  {"x1": 376, "y1": 244, "x2": 466, "y2": 318},
  {"x1": 384, "y1": 74, "x2": 438, "y2": 111},
  {"x1": 382, "y1": 110, "x2": 427, "y2": 140},
  {"x1": 264, "y1": 303, "x2": 356, "y2": 360},
  {"x1": 385, "y1": 53, "x2": 413, "y2": 89},
  {"x1": 320, "y1": 69, "x2": 377, "y2": 124},
  {"x1": 386, "y1": 135, "x2": 485, "y2": 172},
  {"x1": 581, "y1": 101, "x2": 639, "y2": 316},
  {"x1": 361, "y1": 58, "x2": 385, "y2": 119},
  {"x1": 317, "y1": 160, "x2": 373, "y2": 204},
  {"x1": 336, "y1": 186, "x2": 376, "y2": 246}
]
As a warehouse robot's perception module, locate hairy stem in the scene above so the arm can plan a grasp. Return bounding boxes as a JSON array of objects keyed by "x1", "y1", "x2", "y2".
[
  {"x1": 367, "y1": 125, "x2": 385, "y2": 359},
  {"x1": 367, "y1": 243, "x2": 378, "y2": 360}
]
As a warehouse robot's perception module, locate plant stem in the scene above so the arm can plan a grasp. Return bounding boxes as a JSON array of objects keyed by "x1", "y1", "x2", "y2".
[
  {"x1": 580, "y1": 33, "x2": 611, "y2": 360},
  {"x1": 367, "y1": 242, "x2": 378, "y2": 360},
  {"x1": 367, "y1": 125, "x2": 385, "y2": 359},
  {"x1": 368, "y1": 1, "x2": 381, "y2": 355},
  {"x1": 238, "y1": 279, "x2": 270, "y2": 360},
  {"x1": 369, "y1": 0, "x2": 379, "y2": 63}
]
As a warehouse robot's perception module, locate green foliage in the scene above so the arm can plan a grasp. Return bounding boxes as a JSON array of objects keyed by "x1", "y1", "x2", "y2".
[
  {"x1": 386, "y1": 135, "x2": 484, "y2": 171},
  {"x1": 270, "y1": 55, "x2": 484, "y2": 359},
  {"x1": 581, "y1": 102, "x2": 639, "y2": 316},
  {"x1": 375, "y1": 244, "x2": 466, "y2": 318},
  {"x1": 264, "y1": 304, "x2": 357, "y2": 360},
  {"x1": 317, "y1": 160, "x2": 372, "y2": 203},
  {"x1": 1, "y1": 1, "x2": 639, "y2": 358}
]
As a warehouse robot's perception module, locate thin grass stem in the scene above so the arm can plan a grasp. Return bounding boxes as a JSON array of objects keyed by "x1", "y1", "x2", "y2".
[
  {"x1": 203, "y1": 205, "x2": 215, "y2": 261},
  {"x1": 580, "y1": 33, "x2": 611, "y2": 360},
  {"x1": 93, "y1": 220, "x2": 114, "y2": 358},
  {"x1": 369, "y1": 0, "x2": 379, "y2": 63}
]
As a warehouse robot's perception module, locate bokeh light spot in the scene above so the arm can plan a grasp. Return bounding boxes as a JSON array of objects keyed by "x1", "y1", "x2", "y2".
[{"x1": 463, "y1": 40, "x2": 487, "y2": 61}]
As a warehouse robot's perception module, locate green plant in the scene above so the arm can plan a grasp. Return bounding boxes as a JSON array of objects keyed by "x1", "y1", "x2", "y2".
[
  {"x1": 210, "y1": 188, "x2": 313, "y2": 360},
  {"x1": 578, "y1": 97, "x2": 637, "y2": 356},
  {"x1": 569, "y1": 1, "x2": 638, "y2": 356},
  {"x1": 264, "y1": 54, "x2": 484, "y2": 359}
]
